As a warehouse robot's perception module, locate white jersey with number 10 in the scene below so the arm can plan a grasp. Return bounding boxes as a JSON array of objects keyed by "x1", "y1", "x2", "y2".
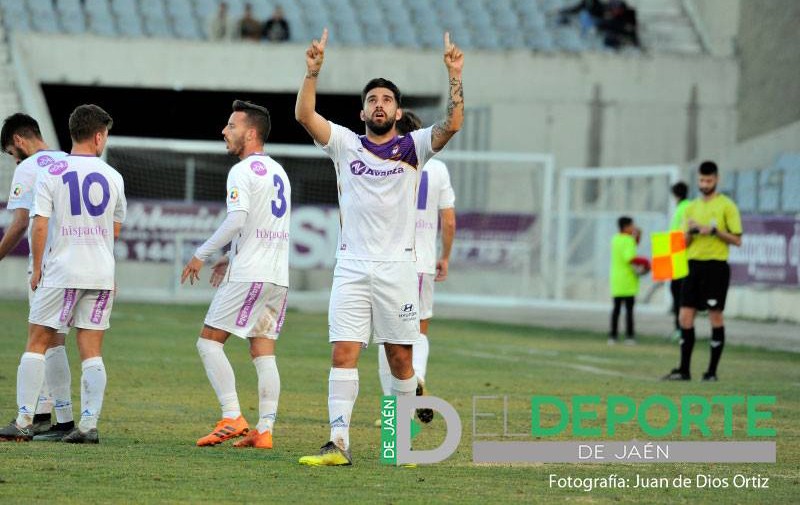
[
  {"x1": 415, "y1": 158, "x2": 455, "y2": 275},
  {"x1": 33, "y1": 154, "x2": 126, "y2": 290}
]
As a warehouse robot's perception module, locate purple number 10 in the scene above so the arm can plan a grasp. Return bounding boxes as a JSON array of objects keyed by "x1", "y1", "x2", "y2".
[{"x1": 62, "y1": 171, "x2": 110, "y2": 217}]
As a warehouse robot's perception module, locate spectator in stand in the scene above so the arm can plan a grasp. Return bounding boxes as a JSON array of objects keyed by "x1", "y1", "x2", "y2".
[
  {"x1": 598, "y1": 0, "x2": 640, "y2": 49},
  {"x1": 263, "y1": 6, "x2": 291, "y2": 42},
  {"x1": 239, "y1": 3, "x2": 262, "y2": 42},
  {"x1": 558, "y1": 0, "x2": 606, "y2": 36},
  {"x1": 208, "y1": 1, "x2": 234, "y2": 41}
]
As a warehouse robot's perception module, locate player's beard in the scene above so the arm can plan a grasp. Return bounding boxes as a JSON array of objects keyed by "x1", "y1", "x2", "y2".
[
  {"x1": 699, "y1": 184, "x2": 716, "y2": 195},
  {"x1": 226, "y1": 136, "x2": 244, "y2": 157},
  {"x1": 365, "y1": 116, "x2": 396, "y2": 136}
]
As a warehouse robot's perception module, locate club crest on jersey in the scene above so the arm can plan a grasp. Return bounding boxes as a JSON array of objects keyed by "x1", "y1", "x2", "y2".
[
  {"x1": 228, "y1": 187, "x2": 240, "y2": 202},
  {"x1": 48, "y1": 160, "x2": 68, "y2": 175},
  {"x1": 11, "y1": 183, "x2": 23, "y2": 197},
  {"x1": 37, "y1": 155, "x2": 55, "y2": 167},
  {"x1": 250, "y1": 160, "x2": 267, "y2": 176},
  {"x1": 391, "y1": 144, "x2": 400, "y2": 157}
]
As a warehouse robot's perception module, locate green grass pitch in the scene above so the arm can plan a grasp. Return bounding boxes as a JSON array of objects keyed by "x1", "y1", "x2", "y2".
[{"x1": 0, "y1": 300, "x2": 798, "y2": 503}]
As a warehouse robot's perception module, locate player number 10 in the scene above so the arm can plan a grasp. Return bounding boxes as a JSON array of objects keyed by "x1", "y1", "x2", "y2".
[{"x1": 62, "y1": 171, "x2": 111, "y2": 216}]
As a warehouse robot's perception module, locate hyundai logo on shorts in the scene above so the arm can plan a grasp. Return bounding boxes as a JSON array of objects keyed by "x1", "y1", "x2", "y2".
[{"x1": 401, "y1": 304, "x2": 414, "y2": 312}]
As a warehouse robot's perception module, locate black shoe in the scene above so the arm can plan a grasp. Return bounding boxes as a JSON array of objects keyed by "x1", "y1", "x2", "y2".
[
  {"x1": 33, "y1": 422, "x2": 75, "y2": 442},
  {"x1": 662, "y1": 368, "x2": 691, "y2": 381},
  {"x1": 62, "y1": 427, "x2": 99, "y2": 444},
  {"x1": 416, "y1": 381, "x2": 434, "y2": 424},
  {"x1": 32, "y1": 413, "x2": 53, "y2": 434},
  {"x1": 0, "y1": 421, "x2": 33, "y2": 441},
  {"x1": 701, "y1": 372, "x2": 718, "y2": 382}
]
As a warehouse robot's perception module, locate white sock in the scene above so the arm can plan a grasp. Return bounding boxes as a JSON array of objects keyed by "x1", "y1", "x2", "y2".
[
  {"x1": 253, "y1": 355, "x2": 279, "y2": 434},
  {"x1": 328, "y1": 367, "x2": 358, "y2": 451},
  {"x1": 196, "y1": 338, "x2": 240, "y2": 419},
  {"x1": 79, "y1": 357, "x2": 106, "y2": 431},
  {"x1": 34, "y1": 381, "x2": 52, "y2": 416},
  {"x1": 377, "y1": 344, "x2": 392, "y2": 396},
  {"x1": 45, "y1": 345, "x2": 73, "y2": 424},
  {"x1": 16, "y1": 352, "x2": 46, "y2": 427},
  {"x1": 412, "y1": 333, "x2": 429, "y2": 384},
  {"x1": 391, "y1": 375, "x2": 418, "y2": 397}
]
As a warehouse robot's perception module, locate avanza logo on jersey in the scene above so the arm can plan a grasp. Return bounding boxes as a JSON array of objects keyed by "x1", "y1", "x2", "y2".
[
  {"x1": 349, "y1": 160, "x2": 404, "y2": 177},
  {"x1": 37, "y1": 155, "x2": 55, "y2": 167}
]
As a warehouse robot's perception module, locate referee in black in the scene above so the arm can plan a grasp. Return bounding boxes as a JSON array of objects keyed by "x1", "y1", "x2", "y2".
[{"x1": 663, "y1": 161, "x2": 742, "y2": 381}]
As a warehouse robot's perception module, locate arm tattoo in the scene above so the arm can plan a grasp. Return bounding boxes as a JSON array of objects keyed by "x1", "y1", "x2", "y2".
[{"x1": 433, "y1": 77, "x2": 464, "y2": 142}]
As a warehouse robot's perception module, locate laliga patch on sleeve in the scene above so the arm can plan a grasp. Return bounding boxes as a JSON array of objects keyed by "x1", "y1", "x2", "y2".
[{"x1": 228, "y1": 187, "x2": 240, "y2": 203}]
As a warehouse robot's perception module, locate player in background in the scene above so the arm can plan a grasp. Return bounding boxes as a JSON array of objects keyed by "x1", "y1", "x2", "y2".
[
  {"x1": 0, "y1": 114, "x2": 75, "y2": 440},
  {"x1": 668, "y1": 181, "x2": 690, "y2": 340},
  {"x1": 0, "y1": 104, "x2": 125, "y2": 443},
  {"x1": 181, "y1": 100, "x2": 289, "y2": 449},
  {"x1": 295, "y1": 29, "x2": 463, "y2": 466},
  {"x1": 663, "y1": 161, "x2": 742, "y2": 381},
  {"x1": 376, "y1": 111, "x2": 456, "y2": 424}
]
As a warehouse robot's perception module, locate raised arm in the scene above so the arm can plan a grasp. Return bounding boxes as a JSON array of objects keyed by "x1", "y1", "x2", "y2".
[
  {"x1": 295, "y1": 28, "x2": 332, "y2": 146},
  {"x1": 431, "y1": 32, "x2": 464, "y2": 152}
]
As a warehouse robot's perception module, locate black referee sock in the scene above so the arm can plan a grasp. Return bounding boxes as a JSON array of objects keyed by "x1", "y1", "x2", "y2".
[
  {"x1": 678, "y1": 327, "x2": 695, "y2": 374},
  {"x1": 707, "y1": 326, "x2": 725, "y2": 376}
]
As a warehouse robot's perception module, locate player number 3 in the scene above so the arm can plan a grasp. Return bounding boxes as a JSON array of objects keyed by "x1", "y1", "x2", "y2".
[{"x1": 62, "y1": 171, "x2": 111, "y2": 216}]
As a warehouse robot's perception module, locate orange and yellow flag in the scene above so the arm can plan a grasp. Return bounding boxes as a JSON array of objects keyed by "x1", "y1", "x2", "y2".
[{"x1": 650, "y1": 231, "x2": 689, "y2": 281}]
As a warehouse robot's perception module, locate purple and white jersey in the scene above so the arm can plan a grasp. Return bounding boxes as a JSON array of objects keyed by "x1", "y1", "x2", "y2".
[
  {"x1": 7, "y1": 150, "x2": 67, "y2": 213},
  {"x1": 33, "y1": 155, "x2": 126, "y2": 290},
  {"x1": 6, "y1": 150, "x2": 68, "y2": 273},
  {"x1": 415, "y1": 159, "x2": 455, "y2": 275},
  {"x1": 317, "y1": 121, "x2": 435, "y2": 262},
  {"x1": 224, "y1": 154, "x2": 290, "y2": 286}
]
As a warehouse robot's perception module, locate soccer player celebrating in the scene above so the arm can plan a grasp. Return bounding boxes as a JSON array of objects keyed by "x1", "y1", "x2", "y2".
[
  {"x1": 0, "y1": 105, "x2": 126, "y2": 443},
  {"x1": 376, "y1": 111, "x2": 456, "y2": 424},
  {"x1": 663, "y1": 161, "x2": 742, "y2": 381},
  {"x1": 296, "y1": 29, "x2": 464, "y2": 466},
  {"x1": 0, "y1": 114, "x2": 75, "y2": 439},
  {"x1": 182, "y1": 101, "x2": 289, "y2": 449}
]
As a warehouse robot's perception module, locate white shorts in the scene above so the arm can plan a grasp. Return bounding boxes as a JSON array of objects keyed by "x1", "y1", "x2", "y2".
[
  {"x1": 28, "y1": 278, "x2": 70, "y2": 334},
  {"x1": 329, "y1": 259, "x2": 420, "y2": 346},
  {"x1": 29, "y1": 287, "x2": 114, "y2": 331},
  {"x1": 204, "y1": 281, "x2": 288, "y2": 340},
  {"x1": 418, "y1": 273, "x2": 435, "y2": 320}
]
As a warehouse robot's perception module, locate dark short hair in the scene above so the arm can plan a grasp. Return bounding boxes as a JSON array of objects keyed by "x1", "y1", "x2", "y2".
[
  {"x1": 1, "y1": 113, "x2": 42, "y2": 149},
  {"x1": 698, "y1": 160, "x2": 718, "y2": 176},
  {"x1": 618, "y1": 216, "x2": 633, "y2": 231},
  {"x1": 395, "y1": 110, "x2": 422, "y2": 135},
  {"x1": 671, "y1": 181, "x2": 688, "y2": 200},
  {"x1": 232, "y1": 99, "x2": 271, "y2": 143},
  {"x1": 361, "y1": 78, "x2": 402, "y2": 107},
  {"x1": 69, "y1": 104, "x2": 113, "y2": 142}
]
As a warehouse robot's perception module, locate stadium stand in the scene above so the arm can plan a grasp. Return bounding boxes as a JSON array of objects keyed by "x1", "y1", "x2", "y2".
[
  {"x1": 717, "y1": 153, "x2": 800, "y2": 215},
  {"x1": 0, "y1": 0, "x2": 706, "y2": 53}
]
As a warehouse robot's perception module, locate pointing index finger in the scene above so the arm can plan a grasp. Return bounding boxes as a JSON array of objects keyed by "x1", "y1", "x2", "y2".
[
  {"x1": 444, "y1": 31, "x2": 451, "y2": 49},
  {"x1": 320, "y1": 28, "x2": 328, "y2": 48}
]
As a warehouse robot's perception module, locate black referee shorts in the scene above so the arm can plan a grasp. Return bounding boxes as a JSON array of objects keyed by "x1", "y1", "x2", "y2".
[{"x1": 680, "y1": 260, "x2": 731, "y2": 311}]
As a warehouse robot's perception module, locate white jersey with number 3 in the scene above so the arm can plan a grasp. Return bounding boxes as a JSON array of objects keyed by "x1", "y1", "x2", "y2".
[
  {"x1": 224, "y1": 154, "x2": 291, "y2": 286},
  {"x1": 415, "y1": 158, "x2": 455, "y2": 275},
  {"x1": 33, "y1": 155, "x2": 126, "y2": 290},
  {"x1": 317, "y1": 121, "x2": 435, "y2": 262}
]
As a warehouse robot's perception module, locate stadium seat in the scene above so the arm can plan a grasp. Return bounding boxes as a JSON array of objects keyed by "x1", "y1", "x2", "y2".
[
  {"x1": 734, "y1": 169, "x2": 757, "y2": 213},
  {"x1": 56, "y1": 0, "x2": 84, "y2": 15},
  {"x1": 758, "y1": 167, "x2": 782, "y2": 213},
  {"x1": 61, "y1": 10, "x2": 88, "y2": 34},
  {"x1": 117, "y1": 11, "x2": 145, "y2": 37},
  {"x1": 776, "y1": 153, "x2": 800, "y2": 212},
  {"x1": 110, "y1": 0, "x2": 138, "y2": 17}
]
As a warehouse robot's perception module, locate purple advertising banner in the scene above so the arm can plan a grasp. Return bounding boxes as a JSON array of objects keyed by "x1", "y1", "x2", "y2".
[
  {"x1": 4, "y1": 201, "x2": 796, "y2": 286},
  {"x1": 729, "y1": 215, "x2": 800, "y2": 286}
]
